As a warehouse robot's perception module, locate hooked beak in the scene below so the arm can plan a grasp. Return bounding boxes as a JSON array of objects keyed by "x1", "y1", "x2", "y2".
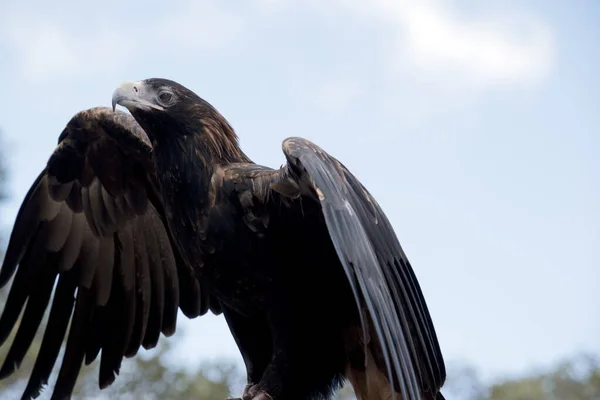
[{"x1": 112, "y1": 81, "x2": 164, "y2": 112}]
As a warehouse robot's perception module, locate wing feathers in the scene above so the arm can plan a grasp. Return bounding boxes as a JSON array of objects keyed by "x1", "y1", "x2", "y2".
[
  {"x1": 48, "y1": 178, "x2": 73, "y2": 203},
  {"x1": 0, "y1": 173, "x2": 45, "y2": 288},
  {"x1": 0, "y1": 252, "x2": 58, "y2": 379},
  {"x1": 0, "y1": 107, "x2": 204, "y2": 399},
  {"x1": 58, "y1": 212, "x2": 85, "y2": 273},
  {"x1": 0, "y1": 226, "x2": 47, "y2": 350},
  {"x1": 65, "y1": 181, "x2": 84, "y2": 213},
  {"x1": 77, "y1": 225, "x2": 100, "y2": 289},
  {"x1": 22, "y1": 271, "x2": 78, "y2": 400},
  {"x1": 281, "y1": 137, "x2": 446, "y2": 399},
  {"x1": 141, "y1": 212, "x2": 165, "y2": 349},
  {"x1": 52, "y1": 287, "x2": 93, "y2": 400},
  {"x1": 45, "y1": 203, "x2": 73, "y2": 252},
  {"x1": 116, "y1": 223, "x2": 138, "y2": 356},
  {"x1": 125, "y1": 217, "x2": 151, "y2": 357},
  {"x1": 102, "y1": 186, "x2": 119, "y2": 227},
  {"x1": 98, "y1": 249, "x2": 128, "y2": 389},
  {"x1": 93, "y1": 236, "x2": 115, "y2": 306},
  {"x1": 152, "y1": 215, "x2": 179, "y2": 336},
  {"x1": 38, "y1": 178, "x2": 62, "y2": 222}
]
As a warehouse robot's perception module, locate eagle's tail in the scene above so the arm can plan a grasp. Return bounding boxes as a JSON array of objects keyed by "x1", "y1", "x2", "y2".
[
  {"x1": 343, "y1": 321, "x2": 445, "y2": 400},
  {"x1": 344, "y1": 320, "x2": 401, "y2": 400},
  {"x1": 345, "y1": 344, "x2": 401, "y2": 400}
]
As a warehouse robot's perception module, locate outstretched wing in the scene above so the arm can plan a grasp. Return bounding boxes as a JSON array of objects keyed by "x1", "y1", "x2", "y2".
[
  {"x1": 0, "y1": 108, "x2": 212, "y2": 400},
  {"x1": 276, "y1": 137, "x2": 445, "y2": 399}
]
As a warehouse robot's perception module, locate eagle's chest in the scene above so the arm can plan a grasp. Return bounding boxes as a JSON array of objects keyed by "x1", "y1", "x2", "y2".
[
  {"x1": 164, "y1": 199, "x2": 275, "y2": 314},
  {"x1": 201, "y1": 210, "x2": 278, "y2": 314},
  {"x1": 157, "y1": 164, "x2": 281, "y2": 314}
]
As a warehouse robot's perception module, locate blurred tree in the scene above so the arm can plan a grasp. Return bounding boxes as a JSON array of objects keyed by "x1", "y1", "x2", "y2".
[
  {"x1": 441, "y1": 352, "x2": 600, "y2": 400},
  {"x1": 0, "y1": 325, "x2": 243, "y2": 399},
  {"x1": 70, "y1": 330, "x2": 242, "y2": 399},
  {"x1": 486, "y1": 353, "x2": 600, "y2": 400}
]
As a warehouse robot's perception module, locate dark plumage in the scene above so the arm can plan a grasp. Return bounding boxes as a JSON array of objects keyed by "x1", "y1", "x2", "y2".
[{"x1": 0, "y1": 78, "x2": 446, "y2": 400}]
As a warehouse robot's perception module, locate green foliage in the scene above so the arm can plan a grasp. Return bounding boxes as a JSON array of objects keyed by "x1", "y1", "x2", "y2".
[
  {"x1": 70, "y1": 332, "x2": 242, "y2": 400},
  {"x1": 0, "y1": 323, "x2": 241, "y2": 399},
  {"x1": 487, "y1": 353, "x2": 600, "y2": 400},
  {"x1": 445, "y1": 353, "x2": 600, "y2": 400}
]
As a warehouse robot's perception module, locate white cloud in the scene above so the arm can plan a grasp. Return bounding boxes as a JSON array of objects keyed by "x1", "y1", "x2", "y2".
[
  {"x1": 0, "y1": 0, "x2": 555, "y2": 91},
  {"x1": 0, "y1": 1, "x2": 250, "y2": 84},
  {"x1": 336, "y1": 0, "x2": 555, "y2": 87}
]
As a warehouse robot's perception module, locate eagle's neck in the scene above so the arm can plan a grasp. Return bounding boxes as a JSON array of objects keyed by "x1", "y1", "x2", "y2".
[{"x1": 151, "y1": 123, "x2": 249, "y2": 266}]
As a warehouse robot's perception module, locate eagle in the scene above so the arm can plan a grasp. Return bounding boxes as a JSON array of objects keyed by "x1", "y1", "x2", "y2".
[{"x1": 0, "y1": 78, "x2": 446, "y2": 400}]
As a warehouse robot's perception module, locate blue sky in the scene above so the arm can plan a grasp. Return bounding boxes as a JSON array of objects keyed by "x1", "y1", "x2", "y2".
[{"x1": 0, "y1": 0, "x2": 598, "y2": 390}]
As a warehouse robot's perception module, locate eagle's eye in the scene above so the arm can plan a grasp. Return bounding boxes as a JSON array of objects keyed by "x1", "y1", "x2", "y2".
[{"x1": 158, "y1": 91, "x2": 174, "y2": 105}]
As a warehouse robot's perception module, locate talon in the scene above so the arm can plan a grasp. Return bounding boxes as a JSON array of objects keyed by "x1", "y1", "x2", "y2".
[
  {"x1": 253, "y1": 391, "x2": 273, "y2": 400},
  {"x1": 242, "y1": 383, "x2": 259, "y2": 400}
]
